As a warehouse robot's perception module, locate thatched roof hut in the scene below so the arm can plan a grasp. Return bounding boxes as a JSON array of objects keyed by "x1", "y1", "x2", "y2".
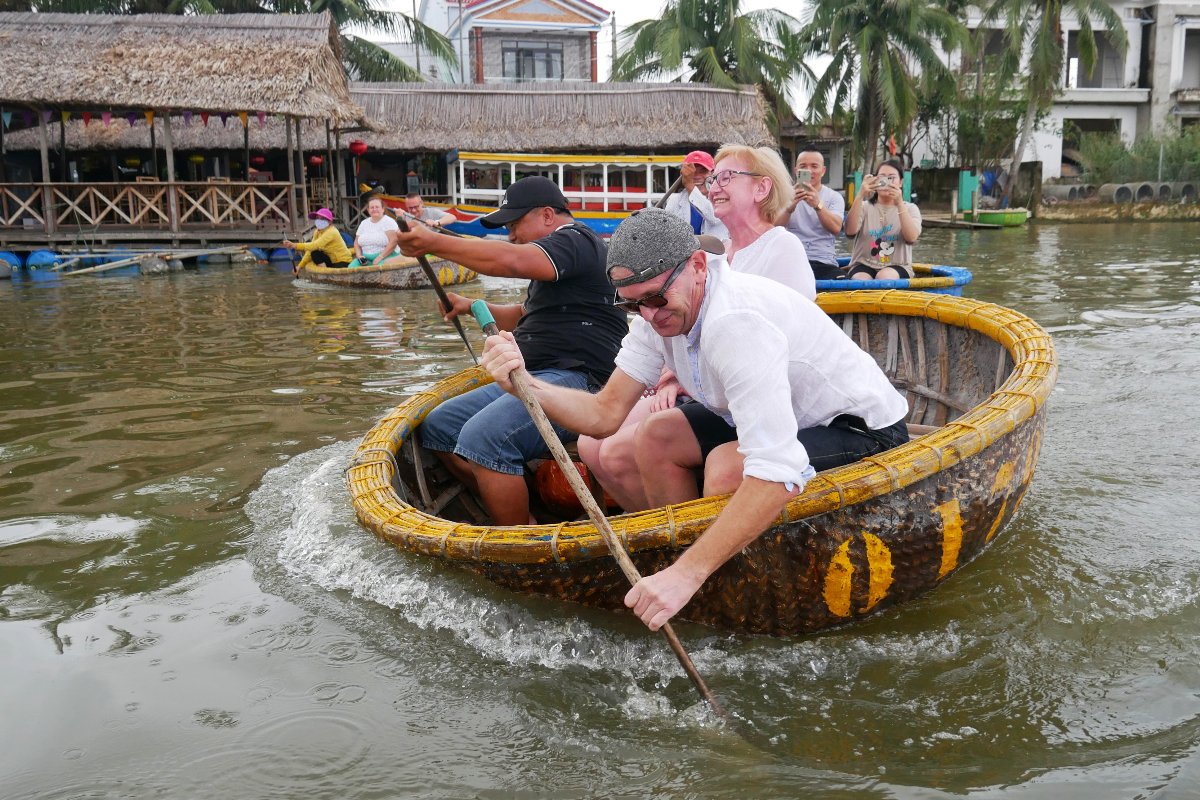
[
  {"x1": 2, "y1": 81, "x2": 773, "y2": 153},
  {"x1": 353, "y1": 82, "x2": 776, "y2": 151},
  {"x1": 0, "y1": 11, "x2": 361, "y2": 123}
]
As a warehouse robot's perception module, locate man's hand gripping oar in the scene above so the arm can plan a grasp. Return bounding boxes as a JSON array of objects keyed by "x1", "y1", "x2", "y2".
[{"x1": 393, "y1": 216, "x2": 478, "y2": 364}]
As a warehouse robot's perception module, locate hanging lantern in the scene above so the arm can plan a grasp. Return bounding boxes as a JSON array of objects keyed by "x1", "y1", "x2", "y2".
[
  {"x1": 189, "y1": 154, "x2": 206, "y2": 165},
  {"x1": 308, "y1": 154, "x2": 324, "y2": 167},
  {"x1": 125, "y1": 157, "x2": 141, "y2": 167},
  {"x1": 348, "y1": 140, "x2": 368, "y2": 157},
  {"x1": 250, "y1": 154, "x2": 266, "y2": 168}
]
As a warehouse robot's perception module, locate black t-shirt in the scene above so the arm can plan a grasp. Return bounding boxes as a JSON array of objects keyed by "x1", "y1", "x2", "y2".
[{"x1": 515, "y1": 223, "x2": 627, "y2": 385}]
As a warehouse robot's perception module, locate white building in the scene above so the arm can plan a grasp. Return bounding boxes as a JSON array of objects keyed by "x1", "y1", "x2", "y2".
[
  {"x1": 385, "y1": 0, "x2": 610, "y2": 84},
  {"x1": 914, "y1": 0, "x2": 1200, "y2": 181}
]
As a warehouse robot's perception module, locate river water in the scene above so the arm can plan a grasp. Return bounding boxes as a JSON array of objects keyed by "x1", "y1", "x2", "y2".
[{"x1": 2, "y1": 222, "x2": 1199, "y2": 799}]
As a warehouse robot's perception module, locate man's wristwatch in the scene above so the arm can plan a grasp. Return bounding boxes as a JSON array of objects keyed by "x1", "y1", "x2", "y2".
[{"x1": 815, "y1": 201, "x2": 825, "y2": 212}]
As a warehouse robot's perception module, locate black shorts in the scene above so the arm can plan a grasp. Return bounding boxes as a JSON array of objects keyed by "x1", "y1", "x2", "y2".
[
  {"x1": 678, "y1": 403, "x2": 910, "y2": 472},
  {"x1": 809, "y1": 260, "x2": 847, "y2": 281},
  {"x1": 846, "y1": 262, "x2": 915, "y2": 280}
]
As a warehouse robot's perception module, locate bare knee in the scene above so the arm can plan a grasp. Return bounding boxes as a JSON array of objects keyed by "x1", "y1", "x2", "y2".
[
  {"x1": 577, "y1": 435, "x2": 602, "y2": 469},
  {"x1": 633, "y1": 411, "x2": 693, "y2": 468},
  {"x1": 701, "y1": 442, "x2": 745, "y2": 496}
]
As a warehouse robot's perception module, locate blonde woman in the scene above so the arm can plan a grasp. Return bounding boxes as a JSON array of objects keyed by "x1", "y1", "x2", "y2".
[{"x1": 577, "y1": 144, "x2": 815, "y2": 512}]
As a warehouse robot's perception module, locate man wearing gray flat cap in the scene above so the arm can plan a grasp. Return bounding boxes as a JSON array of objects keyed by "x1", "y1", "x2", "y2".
[{"x1": 481, "y1": 207, "x2": 910, "y2": 631}]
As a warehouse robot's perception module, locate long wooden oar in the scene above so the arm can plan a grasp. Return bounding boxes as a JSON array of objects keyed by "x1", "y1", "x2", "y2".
[
  {"x1": 655, "y1": 175, "x2": 684, "y2": 209},
  {"x1": 395, "y1": 216, "x2": 478, "y2": 364},
  {"x1": 470, "y1": 300, "x2": 727, "y2": 721}
]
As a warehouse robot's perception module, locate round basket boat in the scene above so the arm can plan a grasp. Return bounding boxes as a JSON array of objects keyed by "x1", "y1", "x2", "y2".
[
  {"x1": 816, "y1": 261, "x2": 973, "y2": 295},
  {"x1": 347, "y1": 291, "x2": 1057, "y2": 636},
  {"x1": 302, "y1": 256, "x2": 477, "y2": 290}
]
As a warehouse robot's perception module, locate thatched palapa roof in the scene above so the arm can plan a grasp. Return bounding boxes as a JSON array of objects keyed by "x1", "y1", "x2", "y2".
[
  {"x1": 0, "y1": 12, "x2": 361, "y2": 123},
  {"x1": 352, "y1": 82, "x2": 776, "y2": 151},
  {"x1": 1, "y1": 81, "x2": 775, "y2": 153}
]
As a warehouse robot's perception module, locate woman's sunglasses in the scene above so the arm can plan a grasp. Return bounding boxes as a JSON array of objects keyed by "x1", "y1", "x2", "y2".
[{"x1": 613, "y1": 257, "x2": 690, "y2": 313}]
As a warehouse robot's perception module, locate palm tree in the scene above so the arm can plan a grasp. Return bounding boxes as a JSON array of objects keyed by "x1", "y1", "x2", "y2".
[
  {"x1": 610, "y1": 0, "x2": 807, "y2": 129},
  {"x1": 272, "y1": 0, "x2": 457, "y2": 82},
  {"x1": 982, "y1": 0, "x2": 1127, "y2": 201},
  {"x1": 798, "y1": 0, "x2": 968, "y2": 173}
]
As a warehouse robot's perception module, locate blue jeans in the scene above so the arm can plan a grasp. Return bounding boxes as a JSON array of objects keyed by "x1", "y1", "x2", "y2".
[{"x1": 418, "y1": 369, "x2": 595, "y2": 475}]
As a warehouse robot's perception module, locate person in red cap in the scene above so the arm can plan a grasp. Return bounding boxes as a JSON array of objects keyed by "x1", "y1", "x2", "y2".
[
  {"x1": 283, "y1": 208, "x2": 353, "y2": 276},
  {"x1": 661, "y1": 150, "x2": 728, "y2": 240},
  {"x1": 393, "y1": 176, "x2": 628, "y2": 526}
]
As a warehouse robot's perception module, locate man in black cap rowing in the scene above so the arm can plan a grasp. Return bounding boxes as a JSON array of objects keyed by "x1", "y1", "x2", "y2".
[
  {"x1": 394, "y1": 176, "x2": 628, "y2": 525},
  {"x1": 480, "y1": 207, "x2": 909, "y2": 630}
]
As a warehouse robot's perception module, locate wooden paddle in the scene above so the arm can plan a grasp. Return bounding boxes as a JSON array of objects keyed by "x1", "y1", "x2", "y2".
[
  {"x1": 395, "y1": 216, "x2": 479, "y2": 365},
  {"x1": 470, "y1": 300, "x2": 728, "y2": 721},
  {"x1": 655, "y1": 175, "x2": 685, "y2": 209}
]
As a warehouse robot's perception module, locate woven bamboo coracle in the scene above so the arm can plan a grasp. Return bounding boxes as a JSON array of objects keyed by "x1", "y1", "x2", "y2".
[
  {"x1": 303, "y1": 256, "x2": 477, "y2": 290},
  {"x1": 346, "y1": 291, "x2": 1058, "y2": 635}
]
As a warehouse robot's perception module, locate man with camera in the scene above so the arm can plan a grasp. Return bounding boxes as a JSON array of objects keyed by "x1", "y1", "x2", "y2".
[{"x1": 775, "y1": 147, "x2": 845, "y2": 280}]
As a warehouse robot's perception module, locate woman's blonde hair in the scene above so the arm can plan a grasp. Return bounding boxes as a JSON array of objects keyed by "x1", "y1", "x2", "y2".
[{"x1": 713, "y1": 144, "x2": 794, "y2": 222}]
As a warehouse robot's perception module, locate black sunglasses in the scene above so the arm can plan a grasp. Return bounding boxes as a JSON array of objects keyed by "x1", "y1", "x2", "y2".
[{"x1": 613, "y1": 257, "x2": 690, "y2": 313}]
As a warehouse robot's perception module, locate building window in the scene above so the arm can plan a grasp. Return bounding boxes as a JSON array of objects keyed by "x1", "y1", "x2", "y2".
[{"x1": 502, "y1": 40, "x2": 563, "y2": 81}]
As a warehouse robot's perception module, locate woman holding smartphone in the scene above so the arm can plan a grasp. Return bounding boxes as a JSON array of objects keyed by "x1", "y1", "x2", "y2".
[{"x1": 843, "y1": 158, "x2": 922, "y2": 280}]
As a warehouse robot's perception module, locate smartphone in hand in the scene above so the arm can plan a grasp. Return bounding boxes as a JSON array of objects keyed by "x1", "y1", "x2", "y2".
[{"x1": 796, "y1": 168, "x2": 813, "y2": 186}]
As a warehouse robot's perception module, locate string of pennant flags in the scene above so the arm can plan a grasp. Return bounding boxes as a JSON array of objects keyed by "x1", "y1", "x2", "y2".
[{"x1": 0, "y1": 109, "x2": 278, "y2": 130}]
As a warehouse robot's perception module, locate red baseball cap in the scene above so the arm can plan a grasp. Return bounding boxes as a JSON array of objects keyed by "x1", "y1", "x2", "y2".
[{"x1": 683, "y1": 151, "x2": 715, "y2": 171}]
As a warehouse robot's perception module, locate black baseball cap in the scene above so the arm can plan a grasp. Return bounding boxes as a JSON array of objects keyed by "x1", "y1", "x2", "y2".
[{"x1": 479, "y1": 176, "x2": 570, "y2": 229}]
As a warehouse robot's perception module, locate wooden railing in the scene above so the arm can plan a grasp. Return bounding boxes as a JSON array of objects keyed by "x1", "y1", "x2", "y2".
[{"x1": 0, "y1": 180, "x2": 299, "y2": 234}]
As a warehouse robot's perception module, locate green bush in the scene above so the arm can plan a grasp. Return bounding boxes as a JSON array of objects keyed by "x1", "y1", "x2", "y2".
[{"x1": 1079, "y1": 128, "x2": 1200, "y2": 183}]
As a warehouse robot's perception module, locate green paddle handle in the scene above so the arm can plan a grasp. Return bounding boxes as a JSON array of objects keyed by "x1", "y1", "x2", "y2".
[{"x1": 471, "y1": 300, "x2": 499, "y2": 336}]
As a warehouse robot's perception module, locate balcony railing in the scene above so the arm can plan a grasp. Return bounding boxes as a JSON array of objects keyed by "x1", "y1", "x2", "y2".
[{"x1": 0, "y1": 180, "x2": 298, "y2": 235}]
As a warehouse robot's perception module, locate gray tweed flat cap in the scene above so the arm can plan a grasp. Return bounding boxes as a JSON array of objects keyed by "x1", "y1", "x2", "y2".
[{"x1": 606, "y1": 207, "x2": 724, "y2": 287}]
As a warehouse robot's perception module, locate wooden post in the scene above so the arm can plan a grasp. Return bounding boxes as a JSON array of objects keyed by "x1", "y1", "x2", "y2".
[
  {"x1": 325, "y1": 120, "x2": 337, "y2": 216},
  {"x1": 59, "y1": 114, "x2": 68, "y2": 182},
  {"x1": 163, "y1": 110, "x2": 179, "y2": 234},
  {"x1": 333, "y1": 127, "x2": 345, "y2": 220},
  {"x1": 243, "y1": 119, "x2": 251, "y2": 182},
  {"x1": 296, "y1": 117, "x2": 309, "y2": 220},
  {"x1": 38, "y1": 109, "x2": 55, "y2": 235},
  {"x1": 285, "y1": 114, "x2": 296, "y2": 229},
  {"x1": 149, "y1": 116, "x2": 159, "y2": 179},
  {"x1": 950, "y1": 189, "x2": 958, "y2": 223},
  {"x1": 0, "y1": 104, "x2": 8, "y2": 222}
]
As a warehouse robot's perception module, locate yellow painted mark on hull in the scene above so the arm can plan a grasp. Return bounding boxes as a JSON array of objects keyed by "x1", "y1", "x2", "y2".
[
  {"x1": 823, "y1": 533, "x2": 896, "y2": 617},
  {"x1": 863, "y1": 533, "x2": 894, "y2": 611},
  {"x1": 938, "y1": 499, "x2": 963, "y2": 579},
  {"x1": 986, "y1": 499, "x2": 1008, "y2": 542},
  {"x1": 824, "y1": 539, "x2": 854, "y2": 617},
  {"x1": 992, "y1": 461, "x2": 1015, "y2": 496}
]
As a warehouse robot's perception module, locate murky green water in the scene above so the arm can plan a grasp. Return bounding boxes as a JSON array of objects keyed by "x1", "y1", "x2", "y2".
[{"x1": 2, "y1": 222, "x2": 1199, "y2": 798}]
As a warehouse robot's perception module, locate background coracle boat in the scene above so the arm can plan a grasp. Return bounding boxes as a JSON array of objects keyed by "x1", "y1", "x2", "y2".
[
  {"x1": 301, "y1": 256, "x2": 477, "y2": 290},
  {"x1": 963, "y1": 208, "x2": 1030, "y2": 227},
  {"x1": 346, "y1": 291, "x2": 1057, "y2": 636},
  {"x1": 817, "y1": 261, "x2": 973, "y2": 295}
]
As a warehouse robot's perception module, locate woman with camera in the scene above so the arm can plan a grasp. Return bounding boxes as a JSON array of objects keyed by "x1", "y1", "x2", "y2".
[{"x1": 844, "y1": 158, "x2": 922, "y2": 281}]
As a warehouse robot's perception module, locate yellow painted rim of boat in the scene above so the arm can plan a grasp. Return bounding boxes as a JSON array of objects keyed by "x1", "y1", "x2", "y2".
[{"x1": 347, "y1": 291, "x2": 1057, "y2": 563}]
